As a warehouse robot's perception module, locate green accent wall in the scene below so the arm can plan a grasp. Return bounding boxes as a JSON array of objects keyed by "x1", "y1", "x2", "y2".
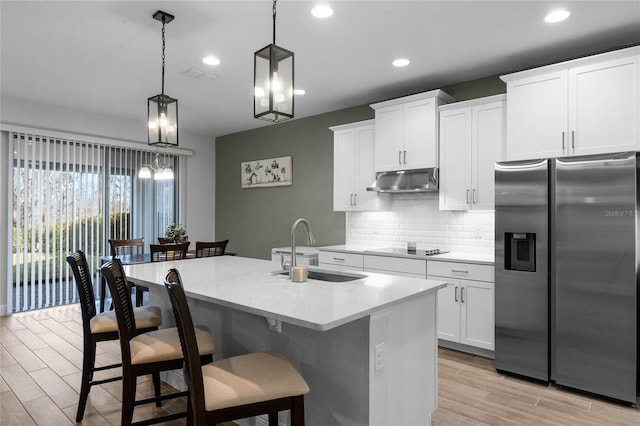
[
  {"x1": 215, "y1": 75, "x2": 506, "y2": 260},
  {"x1": 215, "y1": 105, "x2": 374, "y2": 259}
]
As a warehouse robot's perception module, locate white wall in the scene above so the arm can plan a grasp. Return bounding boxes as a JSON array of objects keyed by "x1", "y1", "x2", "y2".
[
  {"x1": 0, "y1": 96, "x2": 215, "y2": 314},
  {"x1": 346, "y1": 193, "x2": 494, "y2": 254}
]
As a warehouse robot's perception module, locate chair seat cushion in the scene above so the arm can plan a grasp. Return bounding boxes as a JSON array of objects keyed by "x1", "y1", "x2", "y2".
[
  {"x1": 130, "y1": 326, "x2": 214, "y2": 365},
  {"x1": 90, "y1": 305, "x2": 162, "y2": 334},
  {"x1": 202, "y1": 351, "x2": 310, "y2": 411}
]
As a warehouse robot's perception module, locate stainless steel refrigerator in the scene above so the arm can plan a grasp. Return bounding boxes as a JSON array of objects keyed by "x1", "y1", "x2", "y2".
[{"x1": 495, "y1": 152, "x2": 638, "y2": 405}]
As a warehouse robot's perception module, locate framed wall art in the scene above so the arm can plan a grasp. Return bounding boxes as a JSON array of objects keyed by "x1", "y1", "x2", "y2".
[{"x1": 241, "y1": 156, "x2": 292, "y2": 188}]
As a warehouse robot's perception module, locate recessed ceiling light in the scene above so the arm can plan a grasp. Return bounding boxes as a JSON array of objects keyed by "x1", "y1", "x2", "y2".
[
  {"x1": 544, "y1": 9, "x2": 570, "y2": 23},
  {"x1": 392, "y1": 58, "x2": 410, "y2": 67},
  {"x1": 293, "y1": 89, "x2": 306, "y2": 95},
  {"x1": 202, "y1": 56, "x2": 220, "y2": 66},
  {"x1": 311, "y1": 5, "x2": 333, "y2": 19}
]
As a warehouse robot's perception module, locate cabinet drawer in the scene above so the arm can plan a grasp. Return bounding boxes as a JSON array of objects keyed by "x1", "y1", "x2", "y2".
[
  {"x1": 427, "y1": 261, "x2": 494, "y2": 282},
  {"x1": 364, "y1": 255, "x2": 426, "y2": 276},
  {"x1": 319, "y1": 251, "x2": 364, "y2": 269}
]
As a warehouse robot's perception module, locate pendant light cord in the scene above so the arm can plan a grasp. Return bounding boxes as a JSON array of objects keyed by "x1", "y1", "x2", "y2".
[
  {"x1": 161, "y1": 19, "x2": 166, "y2": 95},
  {"x1": 272, "y1": 0, "x2": 277, "y2": 45}
]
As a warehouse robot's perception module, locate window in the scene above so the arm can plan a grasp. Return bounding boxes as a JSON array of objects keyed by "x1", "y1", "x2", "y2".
[{"x1": 10, "y1": 133, "x2": 180, "y2": 312}]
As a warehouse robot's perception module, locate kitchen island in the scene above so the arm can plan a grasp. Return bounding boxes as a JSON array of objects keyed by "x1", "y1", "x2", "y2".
[{"x1": 124, "y1": 255, "x2": 446, "y2": 426}]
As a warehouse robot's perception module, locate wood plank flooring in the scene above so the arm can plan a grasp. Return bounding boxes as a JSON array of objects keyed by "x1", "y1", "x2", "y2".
[{"x1": 1, "y1": 304, "x2": 639, "y2": 425}]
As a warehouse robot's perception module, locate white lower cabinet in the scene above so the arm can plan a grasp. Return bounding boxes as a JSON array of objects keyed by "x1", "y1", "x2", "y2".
[
  {"x1": 428, "y1": 261, "x2": 494, "y2": 351},
  {"x1": 318, "y1": 251, "x2": 364, "y2": 272},
  {"x1": 363, "y1": 255, "x2": 426, "y2": 277}
]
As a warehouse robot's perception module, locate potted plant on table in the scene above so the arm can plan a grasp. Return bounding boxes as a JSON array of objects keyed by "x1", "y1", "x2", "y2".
[{"x1": 165, "y1": 223, "x2": 187, "y2": 243}]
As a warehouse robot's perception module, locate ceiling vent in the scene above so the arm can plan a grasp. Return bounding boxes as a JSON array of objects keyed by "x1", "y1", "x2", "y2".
[{"x1": 180, "y1": 68, "x2": 218, "y2": 80}]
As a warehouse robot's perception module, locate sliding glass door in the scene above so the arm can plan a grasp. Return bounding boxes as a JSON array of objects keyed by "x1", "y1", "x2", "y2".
[{"x1": 9, "y1": 132, "x2": 179, "y2": 312}]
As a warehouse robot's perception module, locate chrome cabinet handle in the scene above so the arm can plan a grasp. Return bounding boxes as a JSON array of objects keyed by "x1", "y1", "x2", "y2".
[
  {"x1": 350, "y1": 194, "x2": 354, "y2": 205},
  {"x1": 472, "y1": 189, "x2": 477, "y2": 204},
  {"x1": 562, "y1": 131, "x2": 565, "y2": 150},
  {"x1": 454, "y1": 286, "x2": 459, "y2": 302},
  {"x1": 403, "y1": 150, "x2": 407, "y2": 165},
  {"x1": 571, "y1": 130, "x2": 575, "y2": 150},
  {"x1": 398, "y1": 151, "x2": 402, "y2": 165},
  {"x1": 333, "y1": 257, "x2": 345, "y2": 261},
  {"x1": 451, "y1": 269, "x2": 469, "y2": 274},
  {"x1": 461, "y1": 287, "x2": 465, "y2": 303},
  {"x1": 466, "y1": 189, "x2": 470, "y2": 204},
  {"x1": 353, "y1": 193, "x2": 357, "y2": 205}
]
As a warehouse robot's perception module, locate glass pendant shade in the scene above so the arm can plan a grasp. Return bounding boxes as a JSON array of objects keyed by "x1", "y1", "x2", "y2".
[
  {"x1": 148, "y1": 94, "x2": 178, "y2": 147},
  {"x1": 254, "y1": 43, "x2": 294, "y2": 122}
]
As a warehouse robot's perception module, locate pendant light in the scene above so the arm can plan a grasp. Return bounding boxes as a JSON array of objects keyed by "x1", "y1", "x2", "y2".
[
  {"x1": 254, "y1": 0, "x2": 294, "y2": 122},
  {"x1": 138, "y1": 153, "x2": 174, "y2": 180},
  {"x1": 148, "y1": 10, "x2": 178, "y2": 146}
]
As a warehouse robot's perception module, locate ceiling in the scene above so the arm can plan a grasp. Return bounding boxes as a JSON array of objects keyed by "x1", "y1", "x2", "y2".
[{"x1": 2, "y1": 1, "x2": 639, "y2": 139}]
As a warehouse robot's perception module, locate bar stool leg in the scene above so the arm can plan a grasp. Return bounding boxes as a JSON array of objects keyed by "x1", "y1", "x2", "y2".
[
  {"x1": 76, "y1": 338, "x2": 96, "y2": 422},
  {"x1": 121, "y1": 375, "x2": 136, "y2": 425},
  {"x1": 153, "y1": 371, "x2": 162, "y2": 407}
]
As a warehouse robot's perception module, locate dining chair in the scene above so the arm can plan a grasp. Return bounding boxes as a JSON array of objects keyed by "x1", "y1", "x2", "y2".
[
  {"x1": 66, "y1": 250, "x2": 163, "y2": 423},
  {"x1": 195, "y1": 239, "x2": 229, "y2": 257},
  {"x1": 109, "y1": 238, "x2": 148, "y2": 307},
  {"x1": 164, "y1": 268, "x2": 309, "y2": 426},
  {"x1": 100, "y1": 258, "x2": 215, "y2": 426},
  {"x1": 150, "y1": 241, "x2": 190, "y2": 262}
]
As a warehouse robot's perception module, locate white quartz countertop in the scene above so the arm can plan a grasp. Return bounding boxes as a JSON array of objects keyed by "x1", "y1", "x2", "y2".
[
  {"x1": 318, "y1": 245, "x2": 494, "y2": 265},
  {"x1": 124, "y1": 256, "x2": 446, "y2": 331}
]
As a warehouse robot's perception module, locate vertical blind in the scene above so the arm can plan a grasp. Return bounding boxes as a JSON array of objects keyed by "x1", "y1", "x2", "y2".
[{"x1": 10, "y1": 132, "x2": 178, "y2": 312}]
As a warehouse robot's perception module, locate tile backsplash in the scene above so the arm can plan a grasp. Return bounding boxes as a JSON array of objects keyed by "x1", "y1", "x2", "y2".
[{"x1": 346, "y1": 193, "x2": 495, "y2": 254}]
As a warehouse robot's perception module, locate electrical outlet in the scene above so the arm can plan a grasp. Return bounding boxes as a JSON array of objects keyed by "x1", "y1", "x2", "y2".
[{"x1": 375, "y1": 342, "x2": 385, "y2": 371}]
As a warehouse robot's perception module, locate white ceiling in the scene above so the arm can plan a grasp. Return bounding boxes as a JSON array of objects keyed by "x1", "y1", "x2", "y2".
[{"x1": 2, "y1": 1, "x2": 639, "y2": 139}]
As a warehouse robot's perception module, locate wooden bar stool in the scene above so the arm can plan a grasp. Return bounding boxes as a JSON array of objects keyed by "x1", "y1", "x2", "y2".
[
  {"x1": 101, "y1": 258, "x2": 215, "y2": 426},
  {"x1": 66, "y1": 250, "x2": 163, "y2": 422},
  {"x1": 164, "y1": 268, "x2": 309, "y2": 425}
]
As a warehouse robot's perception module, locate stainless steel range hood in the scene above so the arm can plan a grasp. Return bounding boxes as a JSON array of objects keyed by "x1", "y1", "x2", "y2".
[{"x1": 366, "y1": 168, "x2": 439, "y2": 193}]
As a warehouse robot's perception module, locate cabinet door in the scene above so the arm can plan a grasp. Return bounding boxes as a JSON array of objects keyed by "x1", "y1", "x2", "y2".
[
  {"x1": 333, "y1": 129, "x2": 356, "y2": 211},
  {"x1": 439, "y1": 107, "x2": 472, "y2": 210},
  {"x1": 354, "y1": 125, "x2": 378, "y2": 210},
  {"x1": 460, "y1": 280, "x2": 494, "y2": 350},
  {"x1": 506, "y1": 71, "x2": 568, "y2": 160},
  {"x1": 569, "y1": 55, "x2": 639, "y2": 155},
  {"x1": 472, "y1": 101, "x2": 505, "y2": 210},
  {"x1": 374, "y1": 105, "x2": 404, "y2": 172},
  {"x1": 404, "y1": 98, "x2": 438, "y2": 169},
  {"x1": 432, "y1": 278, "x2": 461, "y2": 343}
]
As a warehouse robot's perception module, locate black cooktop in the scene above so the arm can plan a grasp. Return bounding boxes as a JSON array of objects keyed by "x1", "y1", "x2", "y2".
[{"x1": 367, "y1": 247, "x2": 449, "y2": 257}]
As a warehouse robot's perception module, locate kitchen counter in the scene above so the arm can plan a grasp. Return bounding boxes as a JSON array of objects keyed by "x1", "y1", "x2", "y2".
[
  {"x1": 124, "y1": 255, "x2": 444, "y2": 425},
  {"x1": 319, "y1": 244, "x2": 494, "y2": 266},
  {"x1": 125, "y1": 255, "x2": 444, "y2": 331}
]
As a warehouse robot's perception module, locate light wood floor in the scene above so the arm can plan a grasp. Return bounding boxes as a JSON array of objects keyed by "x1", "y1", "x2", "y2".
[{"x1": 1, "y1": 304, "x2": 639, "y2": 425}]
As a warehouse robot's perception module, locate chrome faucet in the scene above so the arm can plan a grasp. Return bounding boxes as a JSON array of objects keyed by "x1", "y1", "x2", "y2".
[{"x1": 290, "y1": 218, "x2": 316, "y2": 279}]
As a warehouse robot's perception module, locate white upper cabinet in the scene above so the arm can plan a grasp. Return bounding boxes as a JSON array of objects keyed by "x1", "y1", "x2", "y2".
[
  {"x1": 331, "y1": 120, "x2": 388, "y2": 212},
  {"x1": 371, "y1": 90, "x2": 455, "y2": 172},
  {"x1": 502, "y1": 46, "x2": 640, "y2": 160},
  {"x1": 439, "y1": 95, "x2": 506, "y2": 211}
]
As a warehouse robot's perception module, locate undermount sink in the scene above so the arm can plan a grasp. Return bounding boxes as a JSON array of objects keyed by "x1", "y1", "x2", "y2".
[{"x1": 274, "y1": 269, "x2": 367, "y2": 282}]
